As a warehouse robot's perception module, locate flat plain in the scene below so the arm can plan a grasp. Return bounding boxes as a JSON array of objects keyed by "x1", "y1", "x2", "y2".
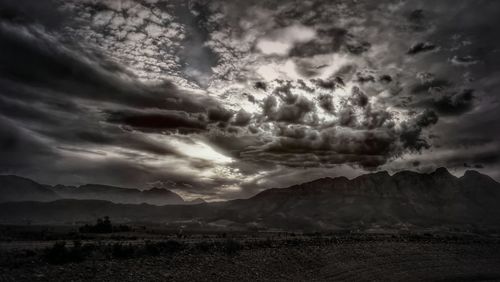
[{"x1": 1, "y1": 226, "x2": 499, "y2": 281}]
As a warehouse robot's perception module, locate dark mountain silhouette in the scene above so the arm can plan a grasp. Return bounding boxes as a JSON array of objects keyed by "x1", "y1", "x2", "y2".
[
  {"x1": 1, "y1": 168, "x2": 500, "y2": 230},
  {"x1": 0, "y1": 175, "x2": 185, "y2": 205},
  {"x1": 216, "y1": 168, "x2": 500, "y2": 229},
  {"x1": 186, "y1": 198, "x2": 206, "y2": 205},
  {"x1": 0, "y1": 175, "x2": 60, "y2": 202},
  {"x1": 50, "y1": 184, "x2": 185, "y2": 205}
]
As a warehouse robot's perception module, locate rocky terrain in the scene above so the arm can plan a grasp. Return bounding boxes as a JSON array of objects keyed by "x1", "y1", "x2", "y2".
[{"x1": 1, "y1": 234, "x2": 500, "y2": 281}]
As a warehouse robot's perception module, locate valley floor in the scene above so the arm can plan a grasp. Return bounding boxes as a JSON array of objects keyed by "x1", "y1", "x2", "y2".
[{"x1": 1, "y1": 236, "x2": 500, "y2": 281}]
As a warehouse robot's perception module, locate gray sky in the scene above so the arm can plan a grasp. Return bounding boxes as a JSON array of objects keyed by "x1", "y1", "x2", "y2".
[{"x1": 1, "y1": 0, "x2": 499, "y2": 201}]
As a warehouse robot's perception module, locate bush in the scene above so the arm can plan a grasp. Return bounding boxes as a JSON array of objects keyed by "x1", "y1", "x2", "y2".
[
  {"x1": 144, "y1": 240, "x2": 185, "y2": 256},
  {"x1": 111, "y1": 243, "x2": 135, "y2": 259},
  {"x1": 44, "y1": 241, "x2": 89, "y2": 264},
  {"x1": 115, "y1": 225, "x2": 132, "y2": 232},
  {"x1": 223, "y1": 239, "x2": 242, "y2": 255},
  {"x1": 79, "y1": 216, "x2": 113, "y2": 234},
  {"x1": 144, "y1": 241, "x2": 161, "y2": 256},
  {"x1": 194, "y1": 241, "x2": 213, "y2": 253}
]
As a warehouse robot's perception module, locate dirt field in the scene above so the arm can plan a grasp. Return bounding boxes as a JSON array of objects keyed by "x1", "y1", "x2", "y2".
[{"x1": 1, "y1": 234, "x2": 500, "y2": 281}]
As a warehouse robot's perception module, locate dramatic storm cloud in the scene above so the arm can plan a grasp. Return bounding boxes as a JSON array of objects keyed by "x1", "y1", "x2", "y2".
[{"x1": 1, "y1": 0, "x2": 499, "y2": 200}]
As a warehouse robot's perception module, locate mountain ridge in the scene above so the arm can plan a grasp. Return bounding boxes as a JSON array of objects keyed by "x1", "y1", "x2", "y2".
[
  {"x1": 1, "y1": 168, "x2": 499, "y2": 230},
  {"x1": 0, "y1": 175, "x2": 188, "y2": 206}
]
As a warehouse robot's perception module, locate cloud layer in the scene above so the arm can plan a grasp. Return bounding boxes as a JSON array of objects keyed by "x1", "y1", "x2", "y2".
[{"x1": 1, "y1": 0, "x2": 499, "y2": 200}]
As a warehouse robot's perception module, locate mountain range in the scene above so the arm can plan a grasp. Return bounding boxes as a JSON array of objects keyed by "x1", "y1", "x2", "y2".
[
  {"x1": 1, "y1": 168, "x2": 500, "y2": 231},
  {"x1": 0, "y1": 175, "x2": 204, "y2": 206}
]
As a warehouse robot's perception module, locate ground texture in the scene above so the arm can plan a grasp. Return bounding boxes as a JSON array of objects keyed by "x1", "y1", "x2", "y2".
[{"x1": 1, "y1": 238, "x2": 500, "y2": 281}]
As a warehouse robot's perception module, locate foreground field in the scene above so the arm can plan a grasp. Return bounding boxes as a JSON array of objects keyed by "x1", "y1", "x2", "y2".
[{"x1": 1, "y1": 233, "x2": 500, "y2": 281}]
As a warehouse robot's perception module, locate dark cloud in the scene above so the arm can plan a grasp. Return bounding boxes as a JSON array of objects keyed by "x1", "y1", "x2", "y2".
[
  {"x1": 232, "y1": 109, "x2": 252, "y2": 126},
  {"x1": 349, "y1": 86, "x2": 369, "y2": 108},
  {"x1": 450, "y1": 55, "x2": 479, "y2": 66},
  {"x1": 106, "y1": 110, "x2": 208, "y2": 133},
  {"x1": 416, "y1": 88, "x2": 476, "y2": 116},
  {"x1": 241, "y1": 126, "x2": 397, "y2": 169},
  {"x1": 176, "y1": 3, "x2": 220, "y2": 88},
  {"x1": 289, "y1": 27, "x2": 347, "y2": 57},
  {"x1": 356, "y1": 71, "x2": 376, "y2": 83},
  {"x1": 432, "y1": 88, "x2": 476, "y2": 115},
  {"x1": 411, "y1": 79, "x2": 452, "y2": 94},
  {"x1": 361, "y1": 108, "x2": 393, "y2": 130},
  {"x1": 345, "y1": 38, "x2": 371, "y2": 55},
  {"x1": 407, "y1": 42, "x2": 438, "y2": 55},
  {"x1": 0, "y1": 21, "x2": 220, "y2": 114},
  {"x1": 272, "y1": 81, "x2": 296, "y2": 104},
  {"x1": 262, "y1": 95, "x2": 278, "y2": 118},
  {"x1": 208, "y1": 107, "x2": 233, "y2": 123},
  {"x1": 253, "y1": 81, "x2": 267, "y2": 91},
  {"x1": 243, "y1": 93, "x2": 257, "y2": 104},
  {"x1": 379, "y1": 75, "x2": 392, "y2": 84},
  {"x1": 338, "y1": 108, "x2": 357, "y2": 127},
  {"x1": 317, "y1": 94, "x2": 335, "y2": 114},
  {"x1": 0, "y1": 0, "x2": 67, "y2": 30},
  {"x1": 290, "y1": 27, "x2": 370, "y2": 58},
  {"x1": 294, "y1": 59, "x2": 324, "y2": 77},
  {"x1": 399, "y1": 110, "x2": 438, "y2": 151},
  {"x1": 0, "y1": 117, "x2": 57, "y2": 172},
  {"x1": 406, "y1": 9, "x2": 431, "y2": 32},
  {"x1": 311, "y1": 78, "x2": 340, "y2": 90},
  {"x1": 464, "y1": 163, "x2": 484, "y2": 169},
  {"x1": 263, "y1": 95, "x2": 315, "y2": 124}
]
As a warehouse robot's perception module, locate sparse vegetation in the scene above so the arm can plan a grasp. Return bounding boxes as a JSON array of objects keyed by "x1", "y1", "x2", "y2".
[
  {"x1": 78, "y1": 217, "x2": 132, "y2": 234},
  {"x1": 79, "y1": 216, "x2": 126, "y2": 233},
  {"x1": 144, "y1": 240, "x2": 184, "y2": 256},
  {"x1": 110, "y1": 242, "x2": 135, "y2": 259},
  {"x1": 41, "y1": 239, "x2": 187, "y2": 264},
  {"x1": 194, "y1": 240, "x2": 213, "y2": 253},
  {"x1": 44, "y1": 241, "x2": 90, "y2": 264},
  {"x1": 2, "y1": 225, "x2": 500, "y2": 280},
  {"x1": 223, "y1": 238, "x2": 243, "y2": 255}
]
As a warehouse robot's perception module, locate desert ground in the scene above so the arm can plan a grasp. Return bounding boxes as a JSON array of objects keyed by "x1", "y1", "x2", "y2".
[{"x1": 1, "y1": 225, "x2": 500, "y2": 281}]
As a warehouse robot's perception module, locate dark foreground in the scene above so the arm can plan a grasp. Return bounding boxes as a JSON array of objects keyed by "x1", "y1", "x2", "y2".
[{"x1": 1, "y1": 230, "x2": 500, "y2": 282}]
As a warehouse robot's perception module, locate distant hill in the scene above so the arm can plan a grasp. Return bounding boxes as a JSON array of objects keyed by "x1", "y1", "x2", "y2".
[
  {"x1": 1, "y1": 168, "x2": 500, "y2": 231},
  {"x1": 0, "y1": 175, "x2": 185, "y2": 206},
  {"x1": 186, "y1": 198, "x2": 206, "y2": 205},
  {"x1": 50, "y1": 184, "x2": 185, "y2": 205},
  {"x1": 0, "y1": 175, "x2": 60, "y2": 203}
]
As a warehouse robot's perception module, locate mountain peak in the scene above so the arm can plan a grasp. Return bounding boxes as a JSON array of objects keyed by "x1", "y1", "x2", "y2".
[
  {"x1": 1, "y1": 174, "x2": 38, "y2": 183},
  {"x1": 186, "y1": 198, "x2": 206, "y2": 205},
  {"x1": 461, "y1": 170, "x2": 497, "y2": 184},
  {"x1": 0, "y1": 175, "x2": 59, "y2": 202},
  {"x1": 376, "y1": 170, "x2": 390, "y2": 176},
  {"x1": 463, "y1": 170, "x2": 481, "y2": 177},
  {"x1": 371, "y1": 171, "x2": 390, "y2": 178},
  {"x1": 146, "y1": 187, "x2": 172, "y2": 193},
  {"x1": 432, "y1": 167, "x2": 453, "y2": 177}
]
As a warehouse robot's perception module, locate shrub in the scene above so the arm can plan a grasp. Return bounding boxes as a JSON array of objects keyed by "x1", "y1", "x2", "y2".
[
  {"x1": 144, "y1": 241, "x2": 161, "y2": 256},
  {"x1": 79, "y1": 216, "x2": 115, "y2": 233},
  {"x1": 223, "y1": 239, "x2": 242, "y2": 255},
  {"x1": 44, "y1": 241, "x2": 89, "y2": 264},
  {"x1": 115, "y1": 225, "x2": 132, "y2": 232},
  {"x1": 154, "y1": 240, "x2": 184, "y2": 254},
  {"x1": 194, "y1": 241, "x2": 213, "y2": 253},
  {"x1": 111, "y1": 243, "x2": 135, "y2": 259},
  {"x1": 143, "y1": 240, "x2": 185, "y2": 256}
]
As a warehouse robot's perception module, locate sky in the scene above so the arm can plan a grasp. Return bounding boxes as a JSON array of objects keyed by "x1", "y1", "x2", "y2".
[{"x1": 1, "y1": 0, "x2": 499, "y2": 201}]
